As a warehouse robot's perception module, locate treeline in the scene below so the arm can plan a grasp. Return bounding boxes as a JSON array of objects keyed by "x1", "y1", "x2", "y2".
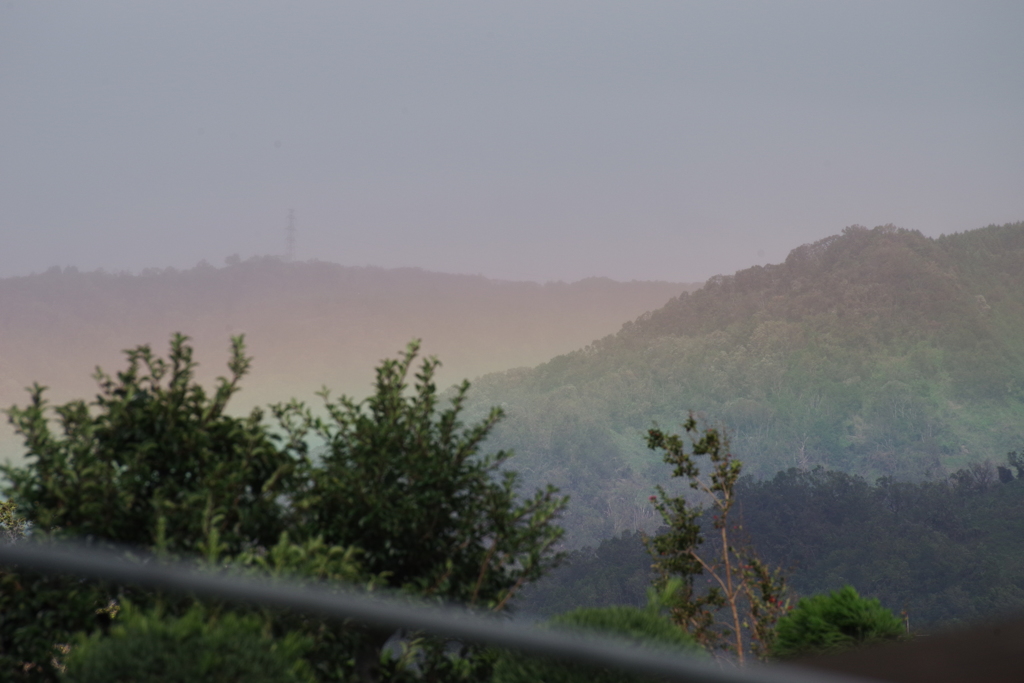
[{"x1": 519, "y1": 461, "x2": 1024, "y2": 631}]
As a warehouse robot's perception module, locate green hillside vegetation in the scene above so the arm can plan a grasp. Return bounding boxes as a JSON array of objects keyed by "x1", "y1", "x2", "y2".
[
  {"x1": 468, "y1": 223, "x2": 1024, "y2": 545},
  {"x1": 738, "y1": 465, "x2": 1024, "y2": 628},
  {"x1": 519, "y1": 463, "x2": 1024, "y2": 631}
]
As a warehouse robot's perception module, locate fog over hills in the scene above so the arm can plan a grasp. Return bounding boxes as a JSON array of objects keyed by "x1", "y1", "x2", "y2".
[
  {"x1": 467, "y1": 222, "x2": 1024, "y2": 546},
  {"x1": 6, "y1": 223, "x2": 1024, "y2": 550},
  {"x1": 0, "y1": 259, "x2": 695, "y2": 464}
]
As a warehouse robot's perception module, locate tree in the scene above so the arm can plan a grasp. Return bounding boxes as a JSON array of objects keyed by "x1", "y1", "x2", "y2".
[
  {"x1": 3, "y1": 333, "x2": 296, "y2": 557},
  {"x1": 1, "y1": 335, "x2": 568, "y2": 683},
  {"x1": 1, "y1": 334, "x2": 302, "y2": 680},
  {"x1": 770, "y1": 585, "x2": 905, "y2": 659},
  {"x1": 277, "y1": 340, "x2": 569, "y2": 681},
  {"x1": 645, "y1": 415, "x2": 789, "y2": 664}
]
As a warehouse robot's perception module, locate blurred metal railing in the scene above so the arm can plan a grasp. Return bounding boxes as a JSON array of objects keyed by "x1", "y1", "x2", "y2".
[{"x1": 0, "y1": 541, "x2": 881, "y2": 683}]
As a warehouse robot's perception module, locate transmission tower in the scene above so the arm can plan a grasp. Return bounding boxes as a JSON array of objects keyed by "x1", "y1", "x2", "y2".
[{"x1": 286, "y1": 209, "x2": 296, "y2": 262}]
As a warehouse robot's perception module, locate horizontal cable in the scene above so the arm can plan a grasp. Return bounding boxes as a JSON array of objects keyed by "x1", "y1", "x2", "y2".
[{"x1": 0, "y1": 541, "x2": 880, "y2": 683}]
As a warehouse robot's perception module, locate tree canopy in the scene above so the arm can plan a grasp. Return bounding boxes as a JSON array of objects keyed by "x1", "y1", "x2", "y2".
[
  {"x1": 280, "y1": 342, "x2": 567, "y2": 609},
  {"x1": 1, "y1": 335, "x2": 568, "y2": 682},
  {"x1": 4, "y1": 333, "x2": 295, "y2": 556}
]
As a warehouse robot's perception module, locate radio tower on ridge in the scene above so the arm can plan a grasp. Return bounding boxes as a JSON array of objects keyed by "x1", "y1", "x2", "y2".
[{"x1": 286, "y1": 209, "x2": 296, "y2": 262}]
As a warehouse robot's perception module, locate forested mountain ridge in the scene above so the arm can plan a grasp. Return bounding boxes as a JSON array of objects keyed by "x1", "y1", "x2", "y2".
[
  {"x1": 623, "y1": 223, "x2": 1023, "y2": 395},
  {"x1": 468, "y1": 223, "x2": 1024, "y2": 546},
  {"x1": 0, "y1": 259, "x2": 694, "y2": 464}
]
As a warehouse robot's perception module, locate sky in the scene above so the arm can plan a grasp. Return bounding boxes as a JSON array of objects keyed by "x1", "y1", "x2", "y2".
[{"x1": 2, "y1": 1, "x2": 1023, "y2": 284}]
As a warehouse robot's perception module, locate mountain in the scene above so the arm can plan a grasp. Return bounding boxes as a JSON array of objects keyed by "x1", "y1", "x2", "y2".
[
  {"x1": 467, "y1": 223, "x2": 1024, "y2": 546},
  {"x1": 0, "y1": 258, "x2": 695, "y2": 464}
]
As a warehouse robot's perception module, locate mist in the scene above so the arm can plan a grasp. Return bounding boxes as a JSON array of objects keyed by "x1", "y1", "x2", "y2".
[{"x1": 2, "y1": 1, "x2": 1022, "y2": 283}]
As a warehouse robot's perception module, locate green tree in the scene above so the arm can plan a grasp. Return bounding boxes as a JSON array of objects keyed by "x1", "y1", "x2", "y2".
[
  {"x1": 1, "y1": 335, "x2": 568, "y2": 683},
  {"x1": 3, "y1": 333, "x2": 296, "y2": 557},
  {"x1": 645, "y1": 415, "x2": 789, "y2": 664},
  {"x1": 770, "y1": 585, "x2": 905, "y2": 659},
  {"x1": 278, "y1": 340, "x2": 569, "y2": 681}
]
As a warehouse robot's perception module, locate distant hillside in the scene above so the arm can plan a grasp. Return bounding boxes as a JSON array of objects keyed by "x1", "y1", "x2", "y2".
[
  {"x1": 467, "y1": 223, "x2": 1024, "y2": 546},
  {"x1": 519, "y1": 469, "x2": 1024, "y2": 631},
  {"x1": 0, "y1": 258, "x2": 695, "y2": 464}
]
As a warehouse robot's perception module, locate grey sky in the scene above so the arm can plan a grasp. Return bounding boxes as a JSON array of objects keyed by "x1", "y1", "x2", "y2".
[{"x1": 2, "y1": 1, "x2": 1022, "y2": 283}]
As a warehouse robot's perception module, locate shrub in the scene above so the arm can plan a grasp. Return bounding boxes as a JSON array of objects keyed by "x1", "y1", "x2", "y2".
[
  {"x1": 61, "y1": 603, "x2": 314, "y2": 683},
  {"x1": 493, "y1": 605, "x2": 703, "y2": 683},
  {"x1": 770, "y1": 585, "x2": 905, "y2": 659}
]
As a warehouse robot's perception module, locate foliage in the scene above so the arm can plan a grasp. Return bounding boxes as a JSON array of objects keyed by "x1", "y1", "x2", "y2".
[
  {"x1": 527, "y1": 459, "x2": 1024, "y2": 634},
  {"x1": 0, "y1": 570, "x2": 105, "y2": 683},
  {"x1": 466, "y1": 222, "x2": 1024, "y2": 547},
  {"x1": 281, "y1": 341, "x2": 568, "y2": 607},
  {"x1": 770, "y1": 586, "x2": 905, "y2": 659},
  {"x1": 493, "y1": 597, "x2": 703, "y2": 683},
  {"x1": 737, "y1": 464, "x2": 1024, "y2": 629},
  {"x1": 644, "y1": 416, "x2": 789, "y2": 663},
  {"x1": 0, "y1": 335, "x2": 304, "y2": 679},
  {"x1": 2, "y1": 335, "x2": 568, "y2": 683},
  {"x1": 0, "y1": 500, "x2": 26, "y2": 542},
  {"x1": 2, "y1": 333, "x2": 296, "y2": 557},
  {"x1": 220, "y1": 533, "x2": 373, "y2": 682},
  {"x1": 276, "y1": 340, "x2": 569, "y2": 680},
  {"x1": 62, "y1": 603, "x2": 315, "y2": 683},
  {"x1": 0, "y1": 501, "x2": 101, "y2": 683}
]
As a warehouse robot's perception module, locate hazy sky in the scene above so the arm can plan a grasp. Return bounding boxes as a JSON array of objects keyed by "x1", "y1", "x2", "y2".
[{"x1": 2, "y1": 1, "x2": 1022, "y2": 283}]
